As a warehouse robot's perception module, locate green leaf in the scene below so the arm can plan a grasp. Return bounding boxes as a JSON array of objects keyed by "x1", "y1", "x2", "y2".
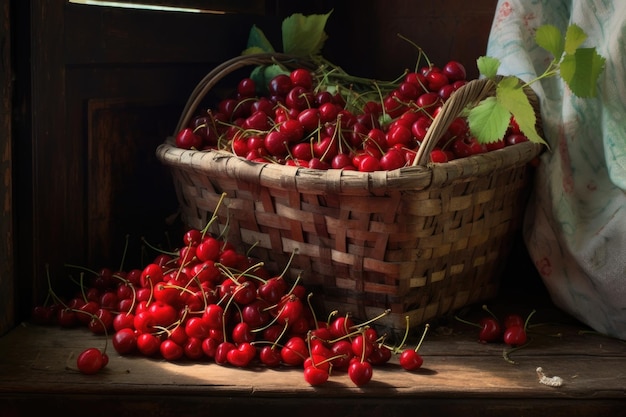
[
  {"x1": 282, "y1": 11, "x2": 332, "y2": 56},
  {"x1": 477, "y1": 56, "x2": 500, "y2": 79},
  {"x1": 242, "y1": 46, "x2": 268, "y2": 56},
  {"x1": 560, "y1": 47, "x2": 606, "y2": 97},
  {"x1": 244, "y1": 24, "x2": 275, "y2": 54},
  {"x1": 250, "y1": 64, "x2": 290, "y2": 95},
  {"x1": 564, "y1": 24, "x2": 587, "y2": 55},
  {"x1": 535, "y1": 24, "x2": 564, "y2": 58},
  {"x1": 496, "y1": 77, "x2": 546, "y2": 145},
  {"x1": 467, "y1": 97, "x2": 510, "y2": 144}
]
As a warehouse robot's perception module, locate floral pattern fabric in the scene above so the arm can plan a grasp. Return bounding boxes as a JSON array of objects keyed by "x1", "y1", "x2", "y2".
[{"x1": 487, "y1": 0, "x2": 626, "y2": 339}]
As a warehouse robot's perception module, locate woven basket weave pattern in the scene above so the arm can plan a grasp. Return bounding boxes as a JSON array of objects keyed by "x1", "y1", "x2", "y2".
[{"x1": 157, "y1": 54, "x2": 543, "y2": 331}]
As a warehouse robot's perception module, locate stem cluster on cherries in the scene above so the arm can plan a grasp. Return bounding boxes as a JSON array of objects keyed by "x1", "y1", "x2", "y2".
[{"x1": 175, "y1": 56, "x2": 528, "y2": 170}]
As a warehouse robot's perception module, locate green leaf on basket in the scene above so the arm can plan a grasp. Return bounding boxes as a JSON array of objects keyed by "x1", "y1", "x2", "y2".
[
  {"x1": 477, "y1": 56, "x2": 500, "y2": 80},
  {"x1": 250, "y1": 64, "x2": 290, "y2": 95},
  {"x1": 560, "y1": 47, "x2": 606, "y2": 97},
  {"x1": 282, "y1": 11, "x2": 332, "y2": 56},
  {"x1": 242, "y1": 45, "x2": 269, "y2": 56},
  {"x1": 534, "y1": 24, "x2": 564, "y2": 58},
  {"x1": 467, "y1": 96, "x2": 510, "y2": 144},
  {"x1": 496, "y1": 77, "x2": 546, "y2": 145},
  {"x1": 244, "y1": 24, "x2": 276, "y2": 55}
]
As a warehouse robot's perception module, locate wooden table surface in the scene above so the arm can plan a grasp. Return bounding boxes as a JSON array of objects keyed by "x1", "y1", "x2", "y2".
[{"x1": 1, "y1": 297, "x2": 625, "y2": 417}]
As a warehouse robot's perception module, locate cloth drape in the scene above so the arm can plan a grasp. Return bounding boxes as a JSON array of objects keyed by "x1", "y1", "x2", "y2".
[{"x1": 487, "y1": 0, "x2": 626, "y2": 339}]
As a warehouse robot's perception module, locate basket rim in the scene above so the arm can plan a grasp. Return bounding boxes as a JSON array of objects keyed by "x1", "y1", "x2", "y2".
[{"x1": 156, "y1": 137, "x2": 543, "y2": 194}]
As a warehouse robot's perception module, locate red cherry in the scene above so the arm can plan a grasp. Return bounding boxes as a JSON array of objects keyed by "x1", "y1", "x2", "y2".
[
  {"x1": 358, "y1": 154, "x2": 381, "y2": 172},
  {"x1": 280, "y1": 336, "x2": 307, "y2": 366},
  {"x1": 303, "y1": 365, "x2": 329, "y2": 386},
  {"x1": 330, "y1": 340, "x2": 354, "y2": 370},
  {"x1": 76, "y1": 347, "x2": 106, "y2": 375},
  {"x1": 113, "y1": 311, "x2": 135, "y2": 332},
  {"x1": 289, "y1": 68, "x2": 313, "y2": 89},
  {"x1": 478, "y1": 317, "x2": 502, "y2": 343},
  {"x1": 505, "y1": 133, "x2": 529, "y2": 145},
  {"x1": 426, "y1": 71, "x2": 449, "y2": 91},
  {"x1": 263, "y1": 131, "x2": 289, "y2": 157},
  {"x1": 226, "y1": 342, "x2": 256, "y2": 367},
  {"x1": 136, "y1": 333, "x2": 160, "y2": 356},
  {"x1": 399, "y1": 349, "x2": 424, "y2": 371},
  {"x1": 368, "y1": 344, "x2": 392, "y2": 365},
  {"x1": 237, "y1": 77, "x2": 256, "y2": 98},
  {"x1": 452, "y1": 136, "x2": 487, "y2": 158},
  {"x1": 442, "y1": 60, "x2": 467, "y2": 82},
  {"x1": 348, "y1": 359, "x2": 373, "y2": 386},
  {"x1": 379, "y1": 148, "x2": 406, "y2": 170},
  {"x1": 259, "y1": 345, "x2": 283, "y2": 367},
  {"x1": 268, "y1": 74, "x2": 293, "y2": 97},
  {"x1": 112, "y1": 328, "x2": 137, "y2": 355},
  {"x1": 486, "y1": 139, "x2": 506, "y2": 151},
  {"x1": 351, "y1": 334, "x2": 374, "y2": 360},
  {"x1": 503, "y1": 325, "x2": 527, "y2": 347},
  {"x1": 386, "y1": 124, "x2": 412, "y2": 147},
  {"x1": 183, "y1": 337, "x2": 205, "y2": 360},
  {"x1": 430, "y1": 149, "x2": 449, "y2": 163},
  {"x1": 160, "y1": 339, "x2": 184, "y2": 361},
  {"x1": 275, "y1": 294, "x2": 304, "y2": 327},
  {"x1": 175, "y1": 127, "x2": 202, "y2": 150},
  {"x1": 215, "y1": 341, "x2": 236, "y2": 365},
  {"x1": 201, "y1": 337, "x2": 220, "y2": 359},
  {"x1": 504, "y1": 313, "x2": 525, "y2": 329}
]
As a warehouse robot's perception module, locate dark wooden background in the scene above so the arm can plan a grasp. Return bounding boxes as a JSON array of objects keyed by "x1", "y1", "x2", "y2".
[{"x1": 1, "y1": 0, "x2": 499, "y2": 335}]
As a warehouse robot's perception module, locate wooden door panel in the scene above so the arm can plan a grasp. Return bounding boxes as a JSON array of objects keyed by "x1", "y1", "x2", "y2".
[
  {"x1": 87, "y1": 98, "x2": 180, "y2": 269},
  {"x1": 23, "y1": 0, "x2": 282, "y2": 316}
]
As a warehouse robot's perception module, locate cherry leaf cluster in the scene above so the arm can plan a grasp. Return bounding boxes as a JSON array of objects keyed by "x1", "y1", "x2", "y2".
[
  {"x1": 244, "y1": 11, "x2": 333, "y2": 93},
  {"x1": 469, "y1": 23, "x2": 605, "y2": 146}
]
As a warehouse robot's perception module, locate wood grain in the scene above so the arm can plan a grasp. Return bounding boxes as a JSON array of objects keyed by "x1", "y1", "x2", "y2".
[{"x1": 1, "y1": 302, "x2": 624, "y2": 417}]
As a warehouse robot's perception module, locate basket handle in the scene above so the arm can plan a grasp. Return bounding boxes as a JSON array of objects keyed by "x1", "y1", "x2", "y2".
[
  {"x1": 412, "y1": 76, "x2": 542, "y2": 167},
  {"x1": 412, "y1": 77, "x2": 498, "y2": 167},
  {"x1": 174, "y1": 53, "x2": 315, "y2": 136}
]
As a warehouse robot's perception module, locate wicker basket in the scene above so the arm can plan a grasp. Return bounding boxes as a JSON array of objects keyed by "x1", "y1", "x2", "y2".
[{"x1": 156, "y1": 53, "x2": 544, "y2": 333}]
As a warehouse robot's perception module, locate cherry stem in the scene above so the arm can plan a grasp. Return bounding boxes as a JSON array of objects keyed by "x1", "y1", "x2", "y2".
[
  {"x1": 71, "y1": 308, "x2": 109, "y2": 354},
  {"x1": 414, "y1": 323, "x2": 430, "y2": 352},
  {"x1": 245, "y1": 240, "x2": 261, "y2": 259},
  {"x1": 396, "y1": 315, "x2": 411, "y2": 353},
  {"x1": 64, "y1": 263, "x2": 100, "y2": 277},
  {"x1": 326, "y1": 310, "x2": 338, "y2": 324},
  {"x1": 396, "y1": 33, "x2": 431, "y2": 70},
  {"x1": 306, "y1": 292, "x2": 320, "y2": 330},
  {"x1": 503, "y1": 337, "x2": 533, "y2": 365},
  {"x1": 118, "y1": 233, "x2": 130, "y2": 272},
  {"x1": 201, "y1": 192, "x2": 228, "y2": 239},
  {"x1": 140, "y1": 236, "x2": 177, "y2": 257},
  {"x1": 454, "y1": 315, "x2": 481, "y2": 329},
  {"x1": 359, "y1": 328, "x2": 367, "y2": 363},
  {"x1": 524, "y1": 309, "x2": 537, "y2": 331},
  {"x1": 325, "y1": 327, "x2": 368, "y2": 345},
  {"x1": 482, "y1": 304, "x2": 499, "y2": 321},
  {"x1": 278, "y1": 248, "x2": 298, "y2": 280},
  {"x1": 79, "y1": 272, "x2": 88, "y2": 304},
  {"x1": 44, "y1": 264, "x2": 66, "y2": 307},
  {"x1": 352, "y1": 308, "x2": 391, "y2": 330}
]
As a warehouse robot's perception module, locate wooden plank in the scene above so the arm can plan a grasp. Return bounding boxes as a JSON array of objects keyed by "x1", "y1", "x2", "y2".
[
  {"x1": 0, "y1": 0, "x2": 14, "y2": 336},
  {"x1": 1, "y1": 312, "x2": 624, "y2": 402},
  {"x1": 1, "y1": 294, "x2": 624, "y2": 416}
]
